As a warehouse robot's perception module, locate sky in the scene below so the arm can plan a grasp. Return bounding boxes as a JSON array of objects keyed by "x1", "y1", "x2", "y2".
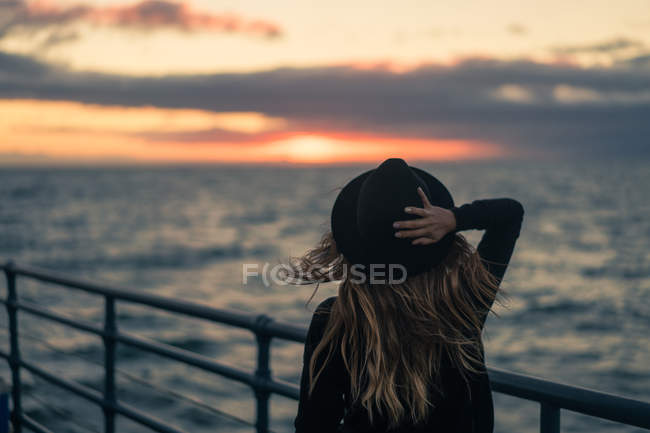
[{"x1": 1, "y1": 0, "x2": 649, "y2": 164}]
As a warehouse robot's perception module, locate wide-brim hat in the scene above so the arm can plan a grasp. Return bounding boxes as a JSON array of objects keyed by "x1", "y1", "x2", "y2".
[{"x1": 331, "y1": 158, "x2": 455, "y2": 279}]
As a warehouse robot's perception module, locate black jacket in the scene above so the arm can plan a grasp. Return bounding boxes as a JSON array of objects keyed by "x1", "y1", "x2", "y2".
[{"x1": 295, "y1": 198, "x2": 525, "y2": 433}]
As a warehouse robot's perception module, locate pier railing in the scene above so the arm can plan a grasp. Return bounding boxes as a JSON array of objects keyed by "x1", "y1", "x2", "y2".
[{"x1": 1, "y1": 261, "x2": 649, "y2": 433}]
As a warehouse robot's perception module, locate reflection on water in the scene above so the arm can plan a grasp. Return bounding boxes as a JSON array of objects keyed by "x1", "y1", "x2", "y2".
[{"x1": 0, "y1": 159, "x2": 648, "y2": 432}]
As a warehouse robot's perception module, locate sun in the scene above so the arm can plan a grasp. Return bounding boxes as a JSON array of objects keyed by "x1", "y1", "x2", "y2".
[{"x1": 267, "y1": 134, "x2": 341, "y2": 163}]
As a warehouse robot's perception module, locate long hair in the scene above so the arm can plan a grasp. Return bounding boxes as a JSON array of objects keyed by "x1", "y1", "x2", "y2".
[{"x1": 288, "y1": 230, "x2": 504, "y2": 428}]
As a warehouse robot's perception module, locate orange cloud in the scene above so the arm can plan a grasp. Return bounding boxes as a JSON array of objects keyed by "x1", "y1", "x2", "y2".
[{"x1": 5, "y1": 0, "x2": 283, "y2": 38}]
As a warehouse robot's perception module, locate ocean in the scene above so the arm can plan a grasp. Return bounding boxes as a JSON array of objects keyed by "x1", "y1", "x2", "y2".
[{"x1": 0, "y1": 159, "x2": 648, "y2": 433}]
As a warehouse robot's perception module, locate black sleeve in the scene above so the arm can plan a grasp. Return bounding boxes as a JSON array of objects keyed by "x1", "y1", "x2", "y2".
[
  {"x1": 294, "y1": 297, "x2": 345, "y2": 433},
  {"x1": 451, "y1": 198, "x2": 524, "y2": 323}
]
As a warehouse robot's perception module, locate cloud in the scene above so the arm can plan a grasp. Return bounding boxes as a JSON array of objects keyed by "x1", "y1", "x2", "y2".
[
  {"x1": 618, "y1": 53, "x2": 650, "y2": 68},
  {"x1": 552, "y1": 37, "x2": 645, "y2": 54},
  {"x1": 490, "y1": 84, "x2": 536, "y2": 104},
  {"x1": 1, "y1": 51, "x2": 649, "y2": 159},
  {"x1": 36, "y1": 28, "x2": 80, "y2": 50},
  {"x1": 506, "y1": 23, "x2": 527, "y2": 36},
  {"x1": 0, "y1": 0, "x2": 283, "y2": 42},
  {"x1": 133, "y1": 128, "x2": 287, "y2": 145}
]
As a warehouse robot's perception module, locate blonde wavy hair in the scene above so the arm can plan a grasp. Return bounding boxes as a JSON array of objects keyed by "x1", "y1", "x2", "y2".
[{"x1": 289, "y1": 230, "x2": 504, "y2": 428}]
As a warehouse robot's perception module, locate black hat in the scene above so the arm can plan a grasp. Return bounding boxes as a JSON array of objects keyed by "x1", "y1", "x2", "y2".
[{"x1": 331, "y1": 158, "x2": 455, "y2": 279}]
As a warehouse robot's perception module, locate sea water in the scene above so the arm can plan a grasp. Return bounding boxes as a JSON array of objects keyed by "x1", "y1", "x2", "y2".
[{"x1": 0, "y1": 158, "x2": 648, "y2": 433}]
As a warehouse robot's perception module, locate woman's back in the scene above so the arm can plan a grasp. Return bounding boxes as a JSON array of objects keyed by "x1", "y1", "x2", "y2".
[
  {"x1": 291, "y1": 159, "x2": 524, "y2": 433},
  {"x1": 298, "y1": 296, "x2": 494, "y2": 433}
]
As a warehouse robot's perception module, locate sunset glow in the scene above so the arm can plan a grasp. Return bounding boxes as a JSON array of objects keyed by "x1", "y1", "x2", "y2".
[
  {"x1": 261, "y1": 133, "x2": 502, "y2": 164},
  {"x1": 0, "y1": 99, "x2": 504, "y2": 164}
]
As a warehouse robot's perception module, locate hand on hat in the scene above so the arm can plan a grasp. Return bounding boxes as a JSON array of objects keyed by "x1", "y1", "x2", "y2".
[{"x1": 393, "y1": 187, "x2": 457, "y2": 245}]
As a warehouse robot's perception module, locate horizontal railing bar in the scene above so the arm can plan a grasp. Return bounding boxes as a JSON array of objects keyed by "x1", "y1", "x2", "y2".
[
  {"x1": 262, "y1": 322, "x2": 306, "y2": 343},
  {"x1": 0, "y1": 263, "x2": 335, "y2": 343},
  {"x1": 3, "y1": 339, "x2": 300, "y2": 402},
  {"x1": 115, "y1": 402, "x2": 187, "y2": 433},
  {"x1": 0, "y1": 306, "x2": 293, "y2": 399},
  {"x1": 10, "y1": 354, "x2": 190, "y2": 433},
  {"x1": 26, "y1": 362, "x2": 189, "y2": 433},
  {"x1": 1, "y1": 263, "x2": 262, "y2": 331},
  {"x1": 2, "y1": 299, "x2": 105, "y2": 336},
  {"x1": 2, "y1": 342, "x2": 300, "y2": 403},
  {"x1": 21, "y1": 414, "x2": 55, "y2": 433},
  {"x1": 2, "y1": 352, "x2": 201, "y2": 433},
  {"x1": 489, "y1": 367, "x2": 650, "y2": 429},
  {"x1": 19, "y1": 359, "x2": 105, "y2": 406},
  {"x1": 0, "y1": 324, "x2": 258, "y2": 430},
  {"x1": 116, "y1": 331, "x2": 255, "y2": 386},
  {"x1": 265, "y1": 378, "x2": 300, "y2": 400},
  {"x1": 2, "y1": 263, "x2": 308, "y2": 342}
]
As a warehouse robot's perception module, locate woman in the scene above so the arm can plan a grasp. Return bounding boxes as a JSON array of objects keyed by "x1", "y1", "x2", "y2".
[{"x1": 291, "y1": 158, "x2": 524, "y2": 433}]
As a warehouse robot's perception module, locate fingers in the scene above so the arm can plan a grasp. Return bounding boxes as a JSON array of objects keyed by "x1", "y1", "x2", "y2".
[
  {"x1": 417, "y1": 186, "x2": 432, "y2": 208},
  {"x1": 392, "y1": 188, "x2": 438, "y2": 242},
  {"x1": 395, "y1": 228, "x2": 429, "y2": 238},
  {"x1": 412, "y1": 237, "x2": 436, "y2": 245},
  {"x1": 393, "y1": 218, "x2": 429, "y2": 229},
  {"x1": 403, "y1": 206, "x2": 428, "y2": 217}
]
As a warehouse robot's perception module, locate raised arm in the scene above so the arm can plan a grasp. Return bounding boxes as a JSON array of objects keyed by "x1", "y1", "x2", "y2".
[
  {"x1": 450, "y1": 198, "x2": 524, "y2": 327},
  {"x1": 451, "y1": 198, "x2": 525, "y2": 285},
  {"x1": 294, "y1": 297, "x2": 345, "y2": 433}
]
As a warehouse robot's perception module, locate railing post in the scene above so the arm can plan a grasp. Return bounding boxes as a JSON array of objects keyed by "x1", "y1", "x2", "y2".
[
  {"x1": 0, "y1": 376, "x2": 9, "y2": 433},
  {"x1": 254, "y1": 315, "x2": 272, "y2": 433},
  {"x1": 540, "y1": 403, "x2": 560, "y2": 433},
  {"x1": 103, "y1": 296, "x2": 117, "y2": 433},
  {"x1": 5, "y1": 262, "x2": 22, "y2": 433}
]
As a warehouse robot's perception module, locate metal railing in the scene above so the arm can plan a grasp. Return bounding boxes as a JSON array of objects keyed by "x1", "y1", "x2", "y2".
[{"x1": 0, "y1": 261, "x2": 649, "y2": 433}]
